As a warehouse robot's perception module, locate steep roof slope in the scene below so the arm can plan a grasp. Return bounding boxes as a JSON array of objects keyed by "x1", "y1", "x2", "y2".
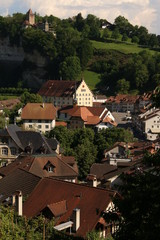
[
  {"x1": 38, "y1": 80, "x2": 81, "y2": 97},
  {"x1": 0, "y1": 168, "x2": 41, "y2": 203},
  {"x1": 23, "y1": 178, "x2": 117, "y2": 237}
]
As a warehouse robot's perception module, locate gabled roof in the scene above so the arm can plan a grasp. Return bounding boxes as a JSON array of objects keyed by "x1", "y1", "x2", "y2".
[
  {"x1": 0, "y1": 155, "x2": 78, "y2": 179},
  {"x1": 60, "y1": 106, "x2": 116, "y2": 126},
  {"x1": 0, "y1": 168, "x2": 41, "y2": 203},
  {"x1": 23, "y1": 178, "x2": 117, "y2": 237},
  {"x1": 1, "y1": 125, "x2": 57, "y2": 154},
  {"x1": 47, "y1": 200, "x2": 67, "y2": 217},
  {"x1": 38, "y1": 80, "x2": 81, "y2": 97},
  {"x1": 21, "y1": 103, "x2": 57, "y2": 120},
  {"x1": 90, "y1": 164, "x2": 117, "y2": 180}
]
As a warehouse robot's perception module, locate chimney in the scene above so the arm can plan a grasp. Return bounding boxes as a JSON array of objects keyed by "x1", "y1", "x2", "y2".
[
  {"x1": 72, "y1": 208, "x2": 80, "y2": 232},
  {"x1": 12, "y1": 190, "x2": 23, "y2": 216}
]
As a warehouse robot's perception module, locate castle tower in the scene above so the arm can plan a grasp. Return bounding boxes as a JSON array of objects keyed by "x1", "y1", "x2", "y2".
[{"x1": 26, "y1": 9, "x2": 35, "y2": 25}]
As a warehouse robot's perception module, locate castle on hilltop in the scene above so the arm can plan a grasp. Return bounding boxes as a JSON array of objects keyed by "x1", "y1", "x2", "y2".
[{"x1": 23, "y1": 9, "x2": 52, "y2": 33}]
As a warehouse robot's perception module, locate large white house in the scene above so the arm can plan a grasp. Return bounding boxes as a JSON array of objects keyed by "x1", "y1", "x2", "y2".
[
  {"x1": 38, "y1": 79, "x2": 93, "y2": 107},
  {"x1": 21, "y1": 103, "x2": 57, "y2": 133},
  {"x1": 133, "y1": 108, "x2": 160, "y2": 140}
]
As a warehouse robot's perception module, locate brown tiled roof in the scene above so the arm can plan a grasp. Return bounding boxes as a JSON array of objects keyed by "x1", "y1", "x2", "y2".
[
  {"x1": 21, "y1": 103, "x2": 57, "y2": 120},
  {"x1": 38, "y1": 80, "x2": 80, "y2": 97},
  {"x1": 102, "y1": 116, "x2": 117, "y2": 126},
  {"x1": 90, "y1": 164, "x2": 117, "y2": 180},
  {"x1": 0, "y1": 155, "x2": 78, "y2": 179},
  {"x1": 71, "y1": 107, "x2": 93, "y2": 121},
  {"x1": 47, "y1": 200, "x2": 67, "y2": 217},
  {"x1": 106, "y1": 94, "x2": 139, "y2": 104},
  {"x1": 55, "y1": 121, "x2": 67, "y2": 127},
  {"x1": 0, "y1": 98, "x2": 20, "y2": 110},
  {"x1": 86, "y1": 116, "x2": 100, "y2": 125},
  {"x1": 0, "y1": 168, "x2": 41, "y2": 203},
  {"x1": 23, "y1": 178, "x2": 117, "y2": 237}
]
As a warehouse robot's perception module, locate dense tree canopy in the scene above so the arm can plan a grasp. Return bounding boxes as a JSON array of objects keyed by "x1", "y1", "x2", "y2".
[
  {"x1": 113, "y1": 151, "x2": 160, "y2": 240},
  {"x1": 48, "y1": 127, "x2": 134, "y2": 179}
]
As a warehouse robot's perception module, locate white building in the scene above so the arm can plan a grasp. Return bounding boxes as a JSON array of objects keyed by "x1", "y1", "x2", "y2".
[
  {"x1": 21, "y1": 103, "x2": 57, "y2": 133},
  {"x1": 38, "y1": 79, "x2": 93, "y2": 107}
]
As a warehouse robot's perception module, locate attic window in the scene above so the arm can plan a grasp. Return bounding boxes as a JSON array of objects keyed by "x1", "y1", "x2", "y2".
[
  {"x1": 48, "y1": 166, "x2": 54, "y2": 172},
  {"x1": 44, "y1": 161, "x2": 55, "y2": 173}
]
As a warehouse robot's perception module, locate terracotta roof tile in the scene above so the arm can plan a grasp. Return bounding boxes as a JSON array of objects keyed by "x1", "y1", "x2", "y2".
[
  {"x1": 47, "y1": 200, "x2": 67, "y2": 217},
  {"x1": 38, "y1": 80, "x2": 80, "y2": 97},
  {"x1": 23, "y1": 178, "x2": 117, "y2": 237},
  {"x1": 55, "y1": 121, "x2": 67, "y2": 127},
  {"x1": 21, "y1": 103, "x2": 57, "y2": 120}
]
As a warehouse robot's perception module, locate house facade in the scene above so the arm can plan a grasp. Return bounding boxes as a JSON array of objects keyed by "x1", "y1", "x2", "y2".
[
  {"x1": 0, "y1": 125, "x2": 60, "y2": 165},
  {"x1": 21, "y1": 103, "x2": 57, "y2": 133},
  {"x1": 59, "y1": 105, "x2": 117, "y2": 129},
  {"x1": 133, "y1": 108, "x2": 160, "y2": 140},
  {"x1": 106, "y1": 93, "x2": 152, "y2": 113},
  {"x1": 38, "y1": 79, "x2": 93, "y2": 107}
]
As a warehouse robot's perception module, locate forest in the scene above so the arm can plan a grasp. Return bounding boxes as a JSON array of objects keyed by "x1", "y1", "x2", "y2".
[{"x1": 0, "y1": 13, "x2": 160, "y2": 95}]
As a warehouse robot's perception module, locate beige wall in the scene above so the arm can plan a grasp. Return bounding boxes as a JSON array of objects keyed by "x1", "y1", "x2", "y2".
[
  {"x1": 23, "y1": 119, "x2": 55, "y2": 133},
  {"x1": 75, "y1": 80, "x2": 93, "y2": 107}
]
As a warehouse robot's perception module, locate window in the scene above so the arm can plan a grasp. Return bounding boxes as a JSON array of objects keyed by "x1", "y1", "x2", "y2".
[
  {"x1": 81, "y1": 89, "x2": 86, "y2": 92},
  {"x1": 38, "y1": 120, "x2": 41, "y2": 123},
  {"x1": 10, "y1": 147, "x2": 16, "y2": 155},
  {"x1": 2, "y1": 147, "x2": 8, "y2": 155},
  {"x1": 45, "y1": 120, "x2": 49, "y2": 123},
  {"x1": 29, "y1": 120, "x2": 32, "y2": 123},
  {"x1": 29, "y1": 125, "x2": 32, "y2": 128},
  {"x1": 85, "y1": 98, "x2": 87, "y2": 100},
  {"x1": 38, "y1": 125, "x2": 42, "y2": 129},
  {"x1": 48, "y1": 166, "x2": 54, "y2": 172},
  {"x1": 45, "y1": 125, "x2": 49, "y2": 129}
]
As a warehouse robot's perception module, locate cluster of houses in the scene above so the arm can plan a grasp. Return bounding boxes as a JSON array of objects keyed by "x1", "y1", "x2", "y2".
[{"x1": 0, "y1": 76, "x2": 159, "y2": 238}]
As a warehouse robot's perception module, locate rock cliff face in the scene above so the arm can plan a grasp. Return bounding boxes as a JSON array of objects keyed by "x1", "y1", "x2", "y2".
[{"x1": 0, "y1": 37, "x2": 47, "y2": 90}]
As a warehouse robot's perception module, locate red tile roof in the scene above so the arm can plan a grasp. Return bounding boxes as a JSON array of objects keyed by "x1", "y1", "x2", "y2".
[
  {"x1": 0, "y1": 155, "x2": 78, "y2": 179},
  {"x1": 0, "y1": 98, "x2": 20, "y2": 110},
  {"x1": 38, "y1": 80, "x2": 80, "y2": 97},
  {"x1": 106, "y1": 94, "x2": 139, "y2": 104},
  {"x1": 23, "y1": 178, "x2": 117, "y2": 237},
  {"x1": 55, "y1": 121, "x2": 67, "y2": 127},
  {"x1": 47, "y1": 200, "x2": 67, "y2": 217},
  {"x1": 21, "y1": 103, "x2": 57, "y2": 120}
]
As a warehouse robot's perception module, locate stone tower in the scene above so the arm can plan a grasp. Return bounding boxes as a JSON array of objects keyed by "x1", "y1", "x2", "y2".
[{"x1": 26, "y1": 9, "x2": 35, "y2": 25}]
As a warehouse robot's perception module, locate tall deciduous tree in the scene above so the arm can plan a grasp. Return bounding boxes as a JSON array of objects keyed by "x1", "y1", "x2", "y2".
[{"x1": 59, "y1": 56, "x2": 81, "y2": 80}]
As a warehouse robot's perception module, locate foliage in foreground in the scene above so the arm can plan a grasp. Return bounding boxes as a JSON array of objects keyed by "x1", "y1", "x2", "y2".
[
  {"x1": 47, "y1": 127, "x2": 134, "y2": 178},
  {"x1": 112, "y1": 151, "x2": 160, "y2": 240}
]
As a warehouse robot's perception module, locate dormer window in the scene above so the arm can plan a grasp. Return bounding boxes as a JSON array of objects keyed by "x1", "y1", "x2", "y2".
[
  {"x1": 48, "y1": 166, "x2": 54, "y2": 172},
  {"x1": 44, "y1": 161, "x2": 55, "y2": 173}
]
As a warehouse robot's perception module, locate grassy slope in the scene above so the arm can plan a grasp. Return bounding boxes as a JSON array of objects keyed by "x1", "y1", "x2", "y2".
[
  {"x1": 83, "y1": 70, "x2": 101, "y2": 91},
  {"x1": 83, "y1": 40, "x2": 158, "y2": 91},
  {"x1": 91, "y1": 40, "x2": 157, "y2": 55}
]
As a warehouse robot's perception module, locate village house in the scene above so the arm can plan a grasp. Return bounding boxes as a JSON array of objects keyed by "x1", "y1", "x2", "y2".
[
  {"x1": 21, "y1": 103, "x2": 57, "y2": 133},
  {"x1": 38, "y1": 79, "x2": 94, "y2": 107},
  {"x1": 0, "y1": 154, "x2": 78, "y2": 182},
  {"x1": 0, "y1": 98, "x2": 20, "y2": 114},
  {"x1": 58, "y1": 105, "x2": 117, "y2": 130},
  {"x1": 103, "y1": 141, "x2": 156, "y2": 166},
  {"x1": 133, "y1": 108, "x2": 160, "y2": 140},
  {"x1": 22, "y1": 178, "x2": 119, "y2": 238},
  {"x1": 106, "y1": 93, "x2": 152, "y2": 113},
  {"x1": 0, "y1": 124, "x2": 60, "y2": 165}
]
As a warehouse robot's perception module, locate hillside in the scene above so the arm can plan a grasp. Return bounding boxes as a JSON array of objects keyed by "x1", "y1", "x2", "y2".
[{"x1": 0, "y1": 11, "x2": 160, "y2": 96}]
